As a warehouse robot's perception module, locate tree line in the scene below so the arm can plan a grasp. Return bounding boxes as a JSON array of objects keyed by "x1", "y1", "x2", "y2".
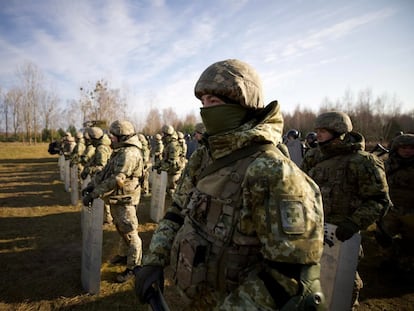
[{"x1": 1, "y1": 61, "x2": 413, "y2": 144}]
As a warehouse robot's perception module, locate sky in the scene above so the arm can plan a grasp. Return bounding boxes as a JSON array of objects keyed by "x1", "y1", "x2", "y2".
[{"x1": 0, "y1": 0, "x2": 413, "y2": 125}]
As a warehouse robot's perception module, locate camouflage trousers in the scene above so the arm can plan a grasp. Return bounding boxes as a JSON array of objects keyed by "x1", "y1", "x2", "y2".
[
  {"x1": 179, "y1": 268, "x2": 300, "y2": 311},
  {"x1": 110, "y1": 204, "x2": 142, "y2": 269}
]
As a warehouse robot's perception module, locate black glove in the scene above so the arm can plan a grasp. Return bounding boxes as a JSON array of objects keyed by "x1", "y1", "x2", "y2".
[
  {"x1": 335, "y1": 219, "x2": 359, "y2": 242},
  {"x1": 134, "y1": 265, "x2": 164, "y2": 304},
  {"x1": 82, "y1": 193, "x2": 94, "y2": 206},
  {"x1": 82, "y1": 185, "x2": 94, "y2": 196}
]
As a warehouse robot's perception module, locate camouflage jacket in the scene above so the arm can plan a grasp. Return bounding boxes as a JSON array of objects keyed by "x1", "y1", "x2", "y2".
[
  {"x1": 144, "y1": 101, "x2": 324, "y2": 270},
  {"x1": 86, "y1": 134, "x2": 112, "y2": 176},
  {"x1": 385, "y1": 153, "x2": 414, "y2": 215},
  {"x1": 302, "y1": 132, "x2": 390, "y2": 228},
  {"x1": 80, "y1": 143, "x2": 96, "y2": 165},
  {"x1": 160, "y1": 137, "x2": 181, "y2": 174},
  {"x1": 92, "y1": 135, "x2": 143, "y2": 205},
  {"x1": 70, "y1": 138, "x2": 86, "y2": 165}
]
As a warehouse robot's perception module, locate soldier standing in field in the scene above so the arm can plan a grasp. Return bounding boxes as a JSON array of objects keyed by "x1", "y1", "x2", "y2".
[
  {"x1": 138, "y1": 133, "x2": 151, "y2": 196},
  {"x1": 301, "y1": 111, "x2": 391, "y2": 309},
  {"x1": 135, "y1": 59, "x2": 325, "y2": 310},
  {"x1": 377, "y1": 134, "x2": 414, "y2": 278},
  {"x1": 82, "y1": 120, "x2": 144, "y2": 283},
  {"x1": 159, "y1": 125, "x2": 182, "y2": 195},
  {"x1": 80, "y1": 126, "x2": 113, "y2": 225},
  {"x1": 70, "y1": 131, "x2": 86, "y2": 169}
]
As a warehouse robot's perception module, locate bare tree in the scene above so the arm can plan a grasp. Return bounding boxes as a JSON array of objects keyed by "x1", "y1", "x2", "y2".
[
  {"x1": 142, "y1": 107, "x2": 162, "y2": 134},
  {"x1": 79, "y1": 79, "x2": 127, "y2": 125}
]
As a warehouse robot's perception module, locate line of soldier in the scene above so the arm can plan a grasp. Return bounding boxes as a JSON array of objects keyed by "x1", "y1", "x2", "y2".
[{"x1": 56, "y1": 59, "x2": 413, "y2": 309}]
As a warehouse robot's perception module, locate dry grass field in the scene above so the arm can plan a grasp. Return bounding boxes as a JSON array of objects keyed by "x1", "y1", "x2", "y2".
[{"x1": 0, "y1": 142, "x2": 413, "y2": 311}]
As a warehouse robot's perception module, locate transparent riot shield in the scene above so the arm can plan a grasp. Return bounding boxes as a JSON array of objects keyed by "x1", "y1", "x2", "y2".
[
  {"x1": 58, "y1": 154, "x2": 65, "y2": 181},
  {"x1": 81, "y1": 198, "x2": 104, "y2": 294},
  {"x1": 64, "y1": 160, "x2": 71, "y2": 192},
  {"x1": 70, "y1": 165, "x2": 79, "y2": 205},
  {"x1": 150, "y1": 171, "x2": 167, "y2": 223},
  {"x1": 320, "y1": 223, "x2": 361, "y2": 311}
]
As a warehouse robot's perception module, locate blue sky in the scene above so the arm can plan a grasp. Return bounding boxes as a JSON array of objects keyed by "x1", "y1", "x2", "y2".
[{"x1": 0, "y1": 0, "x2": 413, "y2": 123}]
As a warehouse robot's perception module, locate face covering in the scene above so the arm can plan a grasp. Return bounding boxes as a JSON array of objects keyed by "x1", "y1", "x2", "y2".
[{"x1": 200, "y1": 104, "x2": 248, "y2": 136}]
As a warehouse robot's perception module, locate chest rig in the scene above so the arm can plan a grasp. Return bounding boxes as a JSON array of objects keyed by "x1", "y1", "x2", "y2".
[
  {"x1": 170, "y1": 144, "x2": 273, "y2": 298},
  {"x1": 308, "y1": 152, "x2": 358, "y2": 220}
]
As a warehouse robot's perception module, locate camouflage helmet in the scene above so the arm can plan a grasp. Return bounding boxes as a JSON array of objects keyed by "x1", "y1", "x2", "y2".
[
  {"x1": 155, "y1": 133, "x2": 162, "y2": 140},
  {"x1": 195, "y1": 122, "x2": 206, "y2": 134},
  {"x1": 162, "y1": 125, "x2": 174, "y2": 135},
  {"x1": 390, "y1": 134, "x2": 414, "y2": 152},
  {"x1": 87, "y1": 127, "x2": 104, "y2": 140},
  {"x1": 315, "y1": 111, "x2": 353, "y2": 134},
  {"x1": 177, "y1": 131, "x2": 184, "y2": 139},
  {"x1": 109, "y1": 120, "x2": 135, "y2": 137},
  {"x1": 194, "y1": 59, "x2": 264, "y2": 109},
  {"x1": 75, "y1": 131, "x2": 83, "y2": 139}
]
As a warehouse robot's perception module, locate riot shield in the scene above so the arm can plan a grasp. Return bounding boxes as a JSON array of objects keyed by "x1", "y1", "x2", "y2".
[
  {"x1": 150, "y1": 171, "x2": 167, "y2": 223},
  {"x1": 70, "y1": 165, "x2": 79, "y2": 205},
  {"x1": 81, "y1": 198, "x2": 104, "y2": 294},
  {"x1": 320, "y1": 223, "x2": 361, "y2": 311},
  {"x1": 64, "y1": 160, "x2": 71, "y2": 192},
  {"x1": 58, "y1": 154, "x2": 65, "y2": 181}
]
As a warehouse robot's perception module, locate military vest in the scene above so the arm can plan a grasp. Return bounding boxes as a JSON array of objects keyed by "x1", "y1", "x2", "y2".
[
  {"x1": 170, "y1": 146, "x2": 268, "y2": 298},
  {"x1": 308, "y1": 152, "x2": 357, "y2": 222}
]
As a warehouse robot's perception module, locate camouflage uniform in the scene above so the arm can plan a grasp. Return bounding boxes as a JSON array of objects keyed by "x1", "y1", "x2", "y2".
[
  {"x1": 138, "y1": 133, "x2": 151, "y2": 196},
  {"x1": 70, "y1": 132, "x2": 86, "y2": 168},
  {"x1": 151, "y1": 133, "x2": 164, "y2": 170},
  {"x1": 301, "y1": 111, "x2": 391, "y2": 308},
  {"x1": 79, "y1": 131, "x2": 96, "y2": 168},
  {"x1": 379, "y1": 134, "x2": 414, "y2": 273},
  {"x1": 177, "y1": 131, "x2": 188, "y2": 170},
  {"x1": 137, "y1": 59, "x2": 325, "y2": 310},
  {"x1": 62, "y1": 132, "x2": 76, "y2": 160},
  {"x1": 81, "y1": 127, "x2": 113, "y2": 224},
  {"x1": 160, "y1": 126, "x2": 182, "y2": 195},
  {"x1": 88, "y1": 120, "x2": 144, "y2": 282}
]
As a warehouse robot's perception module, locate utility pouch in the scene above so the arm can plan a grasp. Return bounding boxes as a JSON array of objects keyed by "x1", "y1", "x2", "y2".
[{"x1": 171, "y1": 224, "x2": 210, "y2": 297}]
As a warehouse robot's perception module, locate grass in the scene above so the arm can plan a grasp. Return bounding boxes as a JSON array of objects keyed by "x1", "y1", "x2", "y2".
[{"x1": 0, "y1": 142, "x2": 178, "y2": 311}]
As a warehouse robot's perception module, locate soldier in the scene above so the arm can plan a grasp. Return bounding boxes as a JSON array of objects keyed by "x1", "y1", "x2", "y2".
[
  {"x1": 135, "y1": 59, "x2": 325, "y2": 310},
  {"x1": 151, "y1": 133, "x2": 164, "y2": 171},
  {"x1": 79, "y1": 130, "x2": 96, "y2": 169},
  {"x1": 176, "y1": 131, "x2": 188, "y2": 172},
  {"x1": 138, "y1": 133, "x2": 151, "y2": 196},
  {"x1": 186, "y1": 122, "x2": 206, "y2": 159},
  {"x1": 301, "y1": 111, "x2": 391, "y2": 309},
  {"x1": 159, "y1": 125, "x2": 182, "y2": 195},
  {"x1": 80, "y1": 126, "x2": 113, "y2": 225},
  {"x1": 62, "y1": 132, "x2": 76, "y2": 160},
  {"x1": 377, "y1": 134, "x2": 414, "y2": 276},
  {"x1": 82, "y1": 120, "x2": 144, "y2": 283},
  {"x1": 70, "y1": 131, "x2": 86, "y2": 169}
]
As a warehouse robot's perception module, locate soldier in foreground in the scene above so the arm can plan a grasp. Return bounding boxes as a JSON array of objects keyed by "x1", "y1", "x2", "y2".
[
  {"x1": 82, "y1": 120, "x2": 144, "y2": 283},
  {"x1": 135, "y1": 59, "x2": 325, "y2": 310},
  {"x1": 301, "y1": 111, "x2": 390, "y2": 309}
]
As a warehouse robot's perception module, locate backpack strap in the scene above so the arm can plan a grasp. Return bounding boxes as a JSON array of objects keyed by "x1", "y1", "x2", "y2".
[{"x1": 198, "y1": 143, "x2": 274, "y2": 180}]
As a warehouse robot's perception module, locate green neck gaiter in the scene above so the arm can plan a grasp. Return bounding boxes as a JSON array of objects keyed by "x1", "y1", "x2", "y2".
[{"x1": 200, "y1": 104, "x2": 248, "y2": 136}]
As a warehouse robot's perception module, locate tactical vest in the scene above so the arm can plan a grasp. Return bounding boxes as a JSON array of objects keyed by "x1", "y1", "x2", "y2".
[
  {"x1": 170, "y1": 146, "x2": 271, "y2": 298},
  {"x1": 308, "y1": 152, "x2": 357, "y2": 222}
]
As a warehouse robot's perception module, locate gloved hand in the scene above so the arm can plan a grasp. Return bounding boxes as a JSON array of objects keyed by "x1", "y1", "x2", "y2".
[
  {"x1": 82, "y1": 193, "x2": 94, "y2": 206},
  {"x1": 335, "y1": 219, "x2": 360, "y2": 242},
  {"x1": 81, "y1": 185, "x2": 94, "y2": 196},
  {"x1": 134, "y1": 265, "x2": 164, "y2": 304}
]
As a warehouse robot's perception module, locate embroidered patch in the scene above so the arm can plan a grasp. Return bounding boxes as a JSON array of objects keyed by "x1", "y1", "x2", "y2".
[{"x1": 280, "y1": 200, "x2": 306, "y2": 234}]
